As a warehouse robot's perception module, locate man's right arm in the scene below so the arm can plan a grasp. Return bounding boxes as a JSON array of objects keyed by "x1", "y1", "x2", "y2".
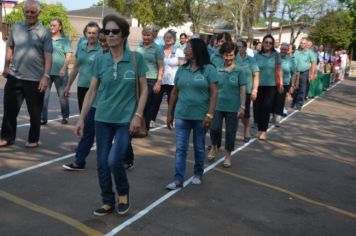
[{"x1": 3, "y1": 46, "x2": 13, "y2": 77}]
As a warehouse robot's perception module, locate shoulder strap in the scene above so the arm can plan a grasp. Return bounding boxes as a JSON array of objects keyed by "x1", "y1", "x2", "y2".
[{"x1": 130, "y1": 51, "x2": 140, "y2": 102}]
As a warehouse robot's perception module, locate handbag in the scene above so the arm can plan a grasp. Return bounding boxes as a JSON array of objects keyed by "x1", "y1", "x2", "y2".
[
  {"x1": 275, "y1": 52, "x2": 282, "y2": 90},
  {"x1": 131, "y1": 52, "x2": 148, "y2": 138}
]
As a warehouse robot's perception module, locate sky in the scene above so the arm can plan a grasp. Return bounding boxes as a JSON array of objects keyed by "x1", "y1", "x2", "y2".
[{"x1": 44, "y1": 0, "x2": 100, "y2": 11}]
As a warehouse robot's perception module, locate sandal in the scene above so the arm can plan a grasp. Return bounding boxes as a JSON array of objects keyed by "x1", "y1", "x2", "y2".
[
  {"x1": 25, "y1": 142, "x2": 39, "y2": 148},
  {"x1": 222, "y1": 158, "x2": 231, "y2": 168},
  {"x1": 0, "y1": 139, "x2": 13, "y2": 147}
]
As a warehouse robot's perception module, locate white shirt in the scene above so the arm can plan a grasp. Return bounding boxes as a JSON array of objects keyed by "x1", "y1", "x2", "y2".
[
  {"x1": 162, "y1": 47, "x2": 185, "y2": 85},
  {"x1": 340, "y1": 54, "x2": 347, "y2": 68}
]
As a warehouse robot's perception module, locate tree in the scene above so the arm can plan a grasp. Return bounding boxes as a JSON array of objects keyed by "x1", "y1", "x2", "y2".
[
  {"x1": 5, "y1": 2, "x2": 74, "y2": 37},
  {"x1": 184, "y1": 0, "x2": 212, "y2": 33},
  {"x1": 309, "y1": 10, "x2": 353, "y2": 49}
]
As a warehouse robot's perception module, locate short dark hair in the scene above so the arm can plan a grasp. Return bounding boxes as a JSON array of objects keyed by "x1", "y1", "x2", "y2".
[
  {"x1": 103, "y1": 14, "x2": 130, "y2": 38},
  {"x1": 219, "y1": 41, "x2": 236, "y2": 55},
  {"x1": 217, "y1": 32, "x2": 232, "y2": 43},
  {"x1": 83, "y1": 21, "x2": 100, "y2": 36},
  {"x1": 260, "y1": 34, "x2": 275, "y2": 54},
  {"x1": 183, "y1": 38, "x2": 211, "y2": 69},
  {"x1": 238, "y1": 40, "x2": 247, "y2": 48},
  {"x1": 180, "y1": 33, "x2": 187, "y2": 38}
]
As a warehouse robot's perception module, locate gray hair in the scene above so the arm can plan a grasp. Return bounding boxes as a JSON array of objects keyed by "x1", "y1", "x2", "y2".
[
  {"x1": 142, "y1": 25, "x2": 156, "y2": 37},
  {"x1": 24, "y1": 0, "x2": 41, "y2": 12}
]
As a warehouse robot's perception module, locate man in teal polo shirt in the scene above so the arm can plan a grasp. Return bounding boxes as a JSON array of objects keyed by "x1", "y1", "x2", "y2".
[
  {"x1": 0, "y1": 0, "x2": 53, "y2": 148},
  {"x1": 292, "y1": 38, "x2": 317, "y2": 110}
]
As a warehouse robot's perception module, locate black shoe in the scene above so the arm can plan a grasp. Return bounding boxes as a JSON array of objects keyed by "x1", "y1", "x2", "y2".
[
  {"x1": 93, "y1": 204, "x2": 114, "y2": 216},
  {"x1": 41, "y1": 120, "x2": 47, "y2": 125},
  {"x1": 62, "y1": 163, "x2": 85, "y2": 171},
  {"x1": 61, "y1": 118, "x2": 68, "y2": 124},
  {"x1": 117, "y1": 194, "x2": 130, "y2": 215},
  {"x1": 124, "y1": 162, "x2": 134, "y2": 170},
  {"x1": 296, "y1": 106, "x2": 302, "y2": 111}
]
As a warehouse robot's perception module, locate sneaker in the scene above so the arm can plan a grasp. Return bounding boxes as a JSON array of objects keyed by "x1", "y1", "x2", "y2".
[
  {"x1": 117, "y1": 194, "x2": 130, "y2": 215},
  {"x1": 150, "y1": 120, "x2": 156, "y2": 128},
  {"x1": 191, "y1": 176, "x2": 202, "y2": 185},
  {"x1": 166, "y1": 181, "x2": 183, "y2": 190},
  {"x1": 41, "y1": 120, "x2": 47, "y2": 125},
  {"x1": 61, "y1": 118, "x2": 68, "y2": 124},
  {"x1": 124, "y1": 162, "x2": 134, "y2": 170},
  {"x1": 62, "y1": 163, "x2": 85, "y2": 171},
  {"x1": 275, "y1": 115, "x2": 282, "y2": 127},
  {"x1": 93, "y1": 204, "x2": 114, "y2": 216}
]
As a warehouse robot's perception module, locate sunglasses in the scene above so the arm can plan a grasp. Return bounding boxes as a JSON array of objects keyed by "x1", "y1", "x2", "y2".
[
  {"x1": 264, "y1": 41, "x2": 273, "y2": 45},
  {"x1": 104, "y1": 29, "x2": 121, "y2": 35}
]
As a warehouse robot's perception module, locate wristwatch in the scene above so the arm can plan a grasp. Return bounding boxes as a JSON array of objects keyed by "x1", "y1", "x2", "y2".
[{"x1": 206, "y1": 113, "x2": 214, "y2": 120}]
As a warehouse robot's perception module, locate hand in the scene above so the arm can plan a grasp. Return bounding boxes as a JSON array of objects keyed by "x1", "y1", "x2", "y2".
[
  {"x1": 202, "y1": 118, "x2": 212, "y2": 129},
  {"x1": 251, "y1": 90, "x2": 257, "y2": 101},
  {"x1": 237, "y1": 108, "x2": 245, "y2": 119},
  {"x1": 38, "y1": 76, "x2": 48, "y2": 93},
  {"x1": 59, "y1": 68, "x2": 66, "y2": 78},
  {"x1": 129, "y1": 115, "x2": 141, "y2": 136},
  {"x1": 289, "y1": 86, "x2": 294, "y2": 95},
  {"x1": 74, "y1": 119, "x2": 84, "y2": 138},
  {"x1": 277, "y1": 85, "x2": 284, "y2": 94},
  {"x1": 153, "y1": 81, "x2": 161, "y2": 94},
  {"x1": 167, "y1": 113, "x2": 174, "y2": 130},
  {"x1": 63, "y1": 86, "x2": 70, "y2": 97},
  {"x1": 2, "y1": 67, "x2": 9, "y2": 78}
]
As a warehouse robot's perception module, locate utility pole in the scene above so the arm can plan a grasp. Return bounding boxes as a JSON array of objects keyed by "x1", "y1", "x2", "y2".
[{"x1": 0, "y1": 0, "x2": 3, "y2": 33}]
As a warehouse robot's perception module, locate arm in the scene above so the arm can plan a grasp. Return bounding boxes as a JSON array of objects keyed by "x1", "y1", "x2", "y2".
[
  {"x1": 153, "y1": 59, "x2": 164, "y2": 93},
  {"x1": 202, "y1": 83, "x2": 217, "y2": 128},
  {"x1": 64, "y1": 60, "x2": 79, "y2": 97},
  {"x1": 130, "y1": 76, "x2": 148, "y2": 135},
  {"x1": 59, "y1": 52, "x2": 72, "y2": 77},
  {"x1": 238, "y1": 85, "x2": 246, "y2": 118},
  {"x1": 251, "y1": 71, "x2": 259, "y2": 101},
  {"x1": 74, "y1": 77, "x2": 98, "y2": 138},
  {"x1": 38, "y1": 52, "x2": 52, "y2": 93},
  {"x1": 2, "y1": 46, "x2": 13, "y2": 77},
  {"x1": 277, "y1": 64, "x2": 284, "y2": 93},
  {"x1": 167, "y1": 85, "x2": 179, "y2": 130}
]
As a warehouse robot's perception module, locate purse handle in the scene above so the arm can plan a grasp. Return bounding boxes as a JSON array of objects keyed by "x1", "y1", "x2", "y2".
[{"x1": 131, "y1": 51, "x2": 140, "y2": 103}]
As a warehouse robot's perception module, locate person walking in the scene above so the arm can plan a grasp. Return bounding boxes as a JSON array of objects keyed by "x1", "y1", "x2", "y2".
[
  {"x1": 208, "y1": 42, "x2": 246, "y2": 167},
  {"x1": 254, "y1": 35, "x2": 283, "y2": 141},
  {"x1": 0, "y1": 0, "x2": 53, "y2": 148},
  {"x1": 75, "y1": 14, "x2": 148, "y2": 215},
  {"x1": 41, "y1": 19, "x2": 72, "y2": 125},
  {"x1": 166, "y1": 38, "x2": 218, "y2": 190}
]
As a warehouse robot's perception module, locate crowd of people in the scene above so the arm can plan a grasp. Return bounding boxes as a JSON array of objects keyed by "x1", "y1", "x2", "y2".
[{"x1": 0, "y1": 0, "x2": 351, "y2": 217}]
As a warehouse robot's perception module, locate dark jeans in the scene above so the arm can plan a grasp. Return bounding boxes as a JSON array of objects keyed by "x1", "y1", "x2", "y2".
[
  {"x1": 95, "y1": 121, "x2": 130, "y2": 206},
  {"x1": 255, "y1": 86, "x2": 276, "y2": 132},
  {"x1": 1, "y1": 75, "x2": 44, "y2": 143},
  {"x1": 41, "y1": 75, "x2": 69, "y2": 121},
  {"x1": 144, "y1": 79, "x2": 161, "y2": 131},
  {"x1": 293, "y1": 70, "x2": 309, "y2": 108},
  {"x1": 273, "y1": 85, "x2": 290, "y2": 115},
  {"x1": 210, "y1": 110, "x2": 238, "y2": 151},
  {"x1": 244, "y1": 93, "x2": 251, "y2": 118},
  {"x1": 151, "y1": 84, "x2": 174, "y2": 122},
  {"x1": 77, "y1": 86, "x2": 89, "y2": 113}
]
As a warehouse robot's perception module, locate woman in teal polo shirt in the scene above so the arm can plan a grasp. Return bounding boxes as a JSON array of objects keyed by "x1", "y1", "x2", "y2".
[
  {"x1": 135, "y1": 26, "x2": 164, "y2": 130},
  {"x1": 254, "y1": 35, "x2": 283, "y2": 140},
  {"x1": 166, "y1": 38, "x2": 218, "y2": 190},
  {"x1": 75, "y1": 15, "x2": 148, "y2": 216},
  {"x1": 208, "y1": 42, "x2": 246, "y2": 168},
  {"x1": 273, "y1": 43, "x2": 296, "y2": 126},
  {"x1": 41, "y1": 19, "x2": 72, "y2": 125}
]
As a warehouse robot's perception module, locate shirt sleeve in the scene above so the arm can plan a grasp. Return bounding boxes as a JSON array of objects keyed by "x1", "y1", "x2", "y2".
[
  {"x1": 277, "y1": 53, "x2": 282, "y2": 65},
  {"x1": 250, "y1": 57, "x2": 260, "y2": 72},
  {"x1": 135, "y1": 52, "x2": 148, "y2": 78},
  {"x1": 43, "y1": 29, "x2": 53, "y2": 53},
  {"x1": 206, "y1": 64, "x2": 219, "y2": 84},
  {"x1": 176, "y1": 48, "x2": 185, "y2": 60},
  {"x1": 239, "y1": 69, "x2": 248, "y2": 86},
  {"x1": 174, "y1": 67, "x2": 182, "y2": 85},
  {"x1": 155, "y1": 45, "x2": 164, "y2": 61},
  {"x1": 91, "y1": 55, "x2": 101, "y2": 80},
  {"x1": 7, "y1": 25, "x2": 15, "y2": 48},
  {"x1": 64, "y1": 38, "x2": 73, "y2": 53},
  {"x1": 310, "y1": 51, "x2": 317, "y2": 63}
]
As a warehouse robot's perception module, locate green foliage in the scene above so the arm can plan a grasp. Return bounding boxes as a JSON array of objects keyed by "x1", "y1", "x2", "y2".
[
  {"x1": 309, "y1": 10, "x2": 353, "y2": 49},
  {"x1": 5, "y1": 2, "x2": 74, "y2": 37}
]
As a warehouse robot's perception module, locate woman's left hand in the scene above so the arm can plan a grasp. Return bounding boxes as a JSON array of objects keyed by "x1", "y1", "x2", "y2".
[
  {"x1": 129, "y1": 115, "x2": 141, "y2": 136},
  {"x1": 202, "y1": 118, "x2": 212, "y2": 129},
  {"x1": 153, "y1": 81, "x2": 161, "y2": 94},
  {"x1": 237, "y1": 108, "x2": 245, "y2": 119},
  {"x1": 277, "y1": 85, "x2": 284, "y2": 94}
]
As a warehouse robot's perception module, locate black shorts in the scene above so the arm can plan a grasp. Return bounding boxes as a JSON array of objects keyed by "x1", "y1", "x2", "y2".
[{"x1": 244, "y1": 93, "x2": 251, "y2": 118}]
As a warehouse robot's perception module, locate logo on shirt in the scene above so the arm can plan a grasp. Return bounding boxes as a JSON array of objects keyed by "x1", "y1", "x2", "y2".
[
  {"x1": 193, "y1": 74, "x2": 205, "y2": 81},
  {"x1": 123, "y1": 70, "x2": 135, "y2": 80},
  {"x1": 229, "y1": 75, "x2": 238, "y2": 83}
]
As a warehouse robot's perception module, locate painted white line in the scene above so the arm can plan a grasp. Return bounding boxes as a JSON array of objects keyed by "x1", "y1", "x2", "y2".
[
  {"x1": 0, "y1": 124, "x2": 167, "y2": 181},
  {"x1": 105, "y1": 82, "x2": 334, "y2": 235}
]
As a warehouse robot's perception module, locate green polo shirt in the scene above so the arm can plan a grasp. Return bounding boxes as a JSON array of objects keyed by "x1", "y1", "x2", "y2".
[
  {"x1": 174, "y1": 64, "x2": 218, "y2": 120},
  {"x1": 135, "y1": 42, "x2": 163, "y2": 79},
  {"x1": 210, "y1": 51, "x2": 224, "y2": 68},
  {"x1": 76, "y1": 42, "x2": 101, "y2": 88},
  {"x1": 254, "y1": 51, "x2": 281, "y2": 86},
  {"x1": 294, "y1": 49, "x2": 317, "y2": 72},
  {"x1": 281, "y1": 56, "x2": 295, "y2": 85},
  {"x1": 8, "y1": 21, "x2": 53, "y2": 82},
  {"x1": 91, "y1": 50, "x2": 148, "y2": 124},
  {"x1": 51, "y1": 36, "x2": 73, "y2": 76},
  {"x1": 236, "y1": 54, "x2": 259, "y2": 93},
  {"x1": 216, "y1": 66, "x2": 247, "y2": 112}
]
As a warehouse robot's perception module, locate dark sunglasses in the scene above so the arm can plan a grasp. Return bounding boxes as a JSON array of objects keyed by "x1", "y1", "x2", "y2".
[
  {"x1": 104, "y1": 29, "x2": 121, "y2": 35},
  {"x1": 263, "y1": 41, "x2": 273, "y2": 45}
]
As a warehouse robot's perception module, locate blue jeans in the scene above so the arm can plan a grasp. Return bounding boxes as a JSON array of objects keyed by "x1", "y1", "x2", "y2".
[
  {"x1": 95, "y1": 121, "x2": 130, "y2": 206},
  {"x1": 74, "y1": 107, "x2": 96, "y2": 168},
  {"x1": 210, "y1": 110, "x2": 238, "y2": 152},
  {"x1": 41, "y1": 75, "x2": 69, "y2": 121},
  {"x1": 174, "y1": 119, "x2": 207, "y2": 183},
  {"x1": 293, "y1": 70, "x2": 309, "y2": 108}
]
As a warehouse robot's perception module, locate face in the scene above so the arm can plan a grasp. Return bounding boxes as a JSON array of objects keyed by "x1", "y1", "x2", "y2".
[
  {"x1": 262, "y1": 37, "x2": 274, "y2": 51},
  {"x1": 217, "y1": 36, "x2": 226, "y2": 48},
  {"x1": 99, "y1": 33, "x2": 109, "y2": 52},
  {"x1": 104, "y1": 21, "x2": 125, "y2": 49},
  {"x1": 223, "y1": 50, "x2": 235, "y2": 66},
  {"x1": 23, "y1": 3, "x2": 40, "y2": 26},
  {"x1": 180, "y1": 35, "x2": 187, "y2": 45},
  {"x1": 184, "y1": 42, "x2": 193, "y2": 60},
  {"x1": 164, "y1": 33, "x2": 175, "y2": 47},
  {"x1": 319, "y1": 45, "x2": 324, "y2": 51},
  {"x1": 50, "y1": 20, "x2": 61, "y2": 35},
  {"x1": 85, "y1": 26, "x2": 99, "y2": 45},
  {"x1": 236, "y1": 42, "x2": 245, "y2": 54},
  {"x1": 142, "y1": 32, "x2": 154, "y2": 45},
  {"x1": 299, "y1": 39, "x2": 307, "y2": 49},
  {"x1": 280, "y1": 45, "x2": 289, "y2": 56},
  {"x1": 255, "y1": 43, "x2": 262, "y2": 51},
  {"x1": 274, "y1": 40, "x2": 280, "y2": 48}
]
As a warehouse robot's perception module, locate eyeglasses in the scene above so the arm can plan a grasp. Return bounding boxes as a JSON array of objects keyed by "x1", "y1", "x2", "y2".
[
  {"x1": 24, "y1": 10, "x2": 38, "y2": 15},
  {"x1": 263, "y1": 41, "x2": 273, "y2": 45},
  {"x1": 104, "y1": 29, "x2": 121, "y2": 35}
]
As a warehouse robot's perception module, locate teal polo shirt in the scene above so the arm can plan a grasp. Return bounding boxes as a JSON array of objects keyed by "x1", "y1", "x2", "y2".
[
  {"x1": 135, "y1": 42, "x2": 163, "y2": 79},
  {"x1": 254, "y1": 51, "x2": 281, "y2": 86},
  {"x1": 91, "y1": 50, "x2": 148, "y2": 124},
  {"x1": 281, "y1": 56, "x2": 295, "y2": 85},
  {"x1": 216, "y1": 66, "x2": 247, "y2": 112},
  {"x1": 294, "y1": 49, "x2": 317, "y2": 72},
  {"x1": 210, "y1": 51, "x2": 224, "y2": 68},
  {"x1": 75, "y1": 42, "x2": 101, "y2": 88},
  {"x1": 174, "y1": 64, "x2": 218, "y2": 120},
  {"x1": 236, "y1": 54, "x2": 259, "y2": 93},
  {"x1": 51, "y1": 36, "x2": 73, "y2": 76}
]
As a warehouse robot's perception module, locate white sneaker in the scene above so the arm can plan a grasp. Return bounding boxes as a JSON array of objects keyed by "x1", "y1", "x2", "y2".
[
  {"x1": 150, "y1": 120, "x2": 156, "y2": 128},
  {"x1": 275, "y1": 115, "x2": 282, "y2": 127},
  {"x1": 191, "y1": 176, "x2": 202, "y2": 185}
]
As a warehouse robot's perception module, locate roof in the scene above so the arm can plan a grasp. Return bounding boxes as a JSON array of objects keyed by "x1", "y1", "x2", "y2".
[{"x1": 68, "y1": 6, "x2": 118, "y2": 18}]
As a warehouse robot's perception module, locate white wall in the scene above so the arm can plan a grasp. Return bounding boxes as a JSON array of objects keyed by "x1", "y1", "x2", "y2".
[{"x1": 0, "y1": 33, "x2": 6, "y2": 73}]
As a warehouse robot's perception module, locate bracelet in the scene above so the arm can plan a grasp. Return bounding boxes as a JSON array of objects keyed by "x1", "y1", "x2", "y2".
[
  {"x1": 240, "y1": 105, "x2": 246, "y2": 110},
  {"x1": 135, "y1": 112, "x2": 143, "y2": 119},
  {"x1": 206, "y1": 113, "x2": 214, "y2": 120},
  {"x1": 43, "y1": 73, "x2": 50, "y2": 79},
  {"x1": 252, "y1": 89, "x2": 257, "y2": 93}
]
